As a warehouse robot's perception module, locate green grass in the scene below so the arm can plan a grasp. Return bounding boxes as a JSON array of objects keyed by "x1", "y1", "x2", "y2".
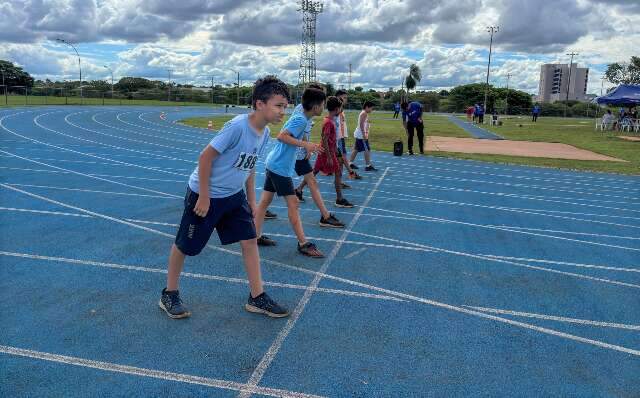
[
  {"x1": 182, "y1": 111, "x2": 640, "y2": 175},
  {"x1": 474, "y1": 115, "x2": 640, "y2": 175},
  {"x1": 182, "y1": 111, "x2": 469, "y2": 145},
  {"x1": 0, "y1": 94, "x2": 227, "y2": 107}
]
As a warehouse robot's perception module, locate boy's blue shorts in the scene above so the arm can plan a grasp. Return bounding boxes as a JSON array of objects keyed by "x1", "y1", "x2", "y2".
[{"x1": 354, "y1": 138, "x2": 370, "y2": 152}]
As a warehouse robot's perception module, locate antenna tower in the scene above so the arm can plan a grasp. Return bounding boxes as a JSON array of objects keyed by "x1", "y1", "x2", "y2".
[{"x1": 298, "y1": 0, "x2": 323, "y2": 86}]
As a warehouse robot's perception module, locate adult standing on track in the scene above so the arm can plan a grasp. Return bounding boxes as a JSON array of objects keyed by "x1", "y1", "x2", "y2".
[{"x1": 401, "y1": 100, "x2": 424, "y2": 155}]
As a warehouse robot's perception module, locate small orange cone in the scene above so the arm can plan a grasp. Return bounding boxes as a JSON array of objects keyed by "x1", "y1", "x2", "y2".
[{"x1": 207, "y1": 120, "x2": 213, "y2": 130}]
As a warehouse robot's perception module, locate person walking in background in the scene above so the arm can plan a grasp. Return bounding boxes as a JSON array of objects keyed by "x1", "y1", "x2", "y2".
[
  {"x1": 393, "y1": 102, "x2": 401, "y2": 119},
  {"x1": 532, "y1": 104, "x2": 541, "y2": 122},
  {"x1": 466, "y1": 105, "x2": 474, "y2": 122}
]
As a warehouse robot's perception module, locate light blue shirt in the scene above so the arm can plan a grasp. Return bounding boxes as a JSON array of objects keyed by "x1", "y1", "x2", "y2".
[
  {"x1": 293, "y1": 104, "x2": 313, "y2": 161},
  {"x1": 188, "y1": 114, "x2": 270, "y2": 198},
  {"x1": 266, "y1": 111, "x2": 309, "y2": 177}
]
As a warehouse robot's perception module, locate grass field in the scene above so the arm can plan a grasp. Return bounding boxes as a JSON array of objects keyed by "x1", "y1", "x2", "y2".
[{"x1": 182, "y1": 111, "x2": 640, "y2": 175}]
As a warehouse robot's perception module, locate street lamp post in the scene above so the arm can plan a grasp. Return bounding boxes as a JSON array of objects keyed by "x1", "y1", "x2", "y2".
[
  {"x1": 505, "y1": 72, "x2": 512, "y2": 115},
  {"x1": 56, "y1": 38, "x2": 82, "y2": 104},
  {"x1": 483, "y1": 26, "x2": 499, "y2": 121},
  {"x1": 228, "y1": 69, "x2": 240, "y2": 106},
  {"x1": 564, "y1": 52, "x2": 578, "y2": 117},
  {"x1": 103, "y1": 65, "x2": 114, "y2": 100}
]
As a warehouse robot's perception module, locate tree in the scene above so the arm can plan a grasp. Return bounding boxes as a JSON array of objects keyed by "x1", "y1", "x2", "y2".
[
  {"x1": 354, "y1": 86, "x2": 363, "y2": 92},
  {"x1": 0, "y1": 60, "x2": 34, "y2": 91},
  {"x1": 439, "y1": 90, "x2": 449, "y2": 97},
  {"x1": 324, "y1": 82, "x2": 335, "y2": 96},
  {"x1": 604, "y1": 56, "x2": 640, "y2": 85},
  {"x1": 114, "y1": 77, "x2": 157, "y2": 92},
  {"x1": 404, "y1": 64, "x2": 422, "y2": 94}
]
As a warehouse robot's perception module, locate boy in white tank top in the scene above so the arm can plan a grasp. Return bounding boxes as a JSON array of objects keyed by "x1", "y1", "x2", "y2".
[{"x1": 349, "y1": 101, "x2": 377, "y2": 172}]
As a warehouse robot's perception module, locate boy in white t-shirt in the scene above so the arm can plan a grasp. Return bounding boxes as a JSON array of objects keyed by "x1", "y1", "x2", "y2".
[{"x1": 349, "y1": 101, "x2": 377, "y2": 171}]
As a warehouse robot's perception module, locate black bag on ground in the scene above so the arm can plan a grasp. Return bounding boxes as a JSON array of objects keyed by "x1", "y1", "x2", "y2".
[{"x1": 393, "y1": 140, "x2": 403, "y2": 156}]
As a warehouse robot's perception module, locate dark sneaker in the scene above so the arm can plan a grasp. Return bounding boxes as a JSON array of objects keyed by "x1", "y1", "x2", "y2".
[
  {"x1": 408, "y1": 151, "x2": 414, "y2": 155},
  {"x1": 297, "y1": 242, "x2": 324, "y2": 258},
  {"x1": 335, "y1": 198, "x2": 354, "y2": 208},
  {"x1": 319, "y1": 213, "x2": 345, "y2": 228},
  {"x1": 419, "y1": 150, "x2": 424, "y2": 154},
  {"x1": 348, "y1": 171, "x2": 362, "y2": 180},
  {"x1": 159, "y1": 288, "x2": 191, "y2": 319},
  {"x1": 365, "y1": 165, "x2": 378, "y2": 171},
  {"x1": 295, "y1": 188, "x2": 305, "y2": 202},
  {"x1": 341, "y1": 182, "x2": 351, "y2": 189},
  {"x1": 257, "y1": 235, "x2": 277, "y2": 246},
  {"x1": 350, "y1": 163, "x2": 359, "y2": 170},
  {"x1": 245, "y1": 292, "x2": 289, "y2": 318},
  {"x1": 264, "y1": 210, "x2": 277, "y2": 219}
]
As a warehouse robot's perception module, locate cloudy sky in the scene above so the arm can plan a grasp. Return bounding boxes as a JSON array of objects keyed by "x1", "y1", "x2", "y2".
[{"x1": 0, "y1": 0, "x2": 638, "y2": 94}]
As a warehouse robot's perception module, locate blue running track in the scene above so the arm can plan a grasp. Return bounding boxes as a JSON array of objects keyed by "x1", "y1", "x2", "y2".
[
  {"x1": 1, "y1": 106, "x2": 639, "y2": 397},
  {"x1": 448, "y1": 115, "x2": 504, "y2": 139}
]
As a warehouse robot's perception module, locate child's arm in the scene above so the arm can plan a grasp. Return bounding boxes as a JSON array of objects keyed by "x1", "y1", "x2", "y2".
[
  {"x1": 194, "y1": 146, "x2": 220, "y2": 217},
  {"x1": 359, "y1": 112, "x2": 366, "y2": 135},
  {"x1": 245, "y1": 169, "x2": 256, "y2": 216},
  {"x1": 276, "y1": 129, "x2": 324, "y2": 153},
  {"x1": 321, "y1": 125, "x2": 333, "y2": 166}
]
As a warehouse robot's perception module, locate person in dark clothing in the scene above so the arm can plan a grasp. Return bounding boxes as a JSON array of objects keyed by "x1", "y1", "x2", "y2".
[{"x1": 401, "y1": 101, "x2": 424, "y2": 155}]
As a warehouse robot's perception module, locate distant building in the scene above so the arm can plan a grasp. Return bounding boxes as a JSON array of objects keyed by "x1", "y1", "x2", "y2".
[{"x1": 538, "y1": 63, "x2": 589, "y2": 103}]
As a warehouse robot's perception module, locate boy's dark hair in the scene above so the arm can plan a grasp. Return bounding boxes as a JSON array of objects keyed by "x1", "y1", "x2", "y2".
[
  {"x1": 252, "y1": 75, "x2": 290, "y2": 110},
  {"x1": 400, "y1": 101, "x2": 409, "y2": 110},
  {"x1": 307, "y1": 82, "x2": 325, "y2": 92},
  {"x1": 335, "y1": 89, "x2": 347, "y2": 97},
  {"x1": 362, "y1": 100, "x2": 375, "y2": 109},
  {"x1": 326, "y1": 96, "x2": 342, "y2": 112},
  {"x1": 302, "y1": 85, "x2": 327, "y2": 111}
]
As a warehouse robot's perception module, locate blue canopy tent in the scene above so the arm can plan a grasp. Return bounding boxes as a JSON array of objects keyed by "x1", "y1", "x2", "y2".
[{"x1": 596, "y1": 84, "x2": 640, "y2": 105}]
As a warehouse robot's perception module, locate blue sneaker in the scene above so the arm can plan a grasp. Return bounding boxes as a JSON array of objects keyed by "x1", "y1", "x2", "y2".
[
  {"x1": 159, "y1": 288, "x2": 191, "y2": 319},
  {"x1": 245, "y1": 292, "x2": 289, "y2": 318}
]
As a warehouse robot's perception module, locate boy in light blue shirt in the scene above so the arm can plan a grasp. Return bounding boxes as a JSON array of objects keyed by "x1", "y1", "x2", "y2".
[
  {"x1": 254, "y1": 85, "x2": 327, "y2": 258},
  {"x1": 160, "y1": 76, "x2": 291, "y2": 320}
]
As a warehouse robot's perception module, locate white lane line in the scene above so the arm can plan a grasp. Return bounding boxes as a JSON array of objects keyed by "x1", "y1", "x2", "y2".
[
  {"x1": 464, "y1": 306, "x2": 640, "y2": 331},
  {"x1": 3, "y1": 182, "x2": 640, "y2": 359},
  {"x1": 0, "y1": 150, "x2": 181, "y2": 198},
  {"x1": 479, "y1": 255, "x2": 640, "y2": 273},
  {"x1": 4, "y1": 184, "x2": 176, "y2": 199},
  {"x1": 0, "y1": 345, "x2": 324, "y2": 398},
  {"x1": 345, "y1": 230, "x2": 640, "y2": 289},
  {"x1": 487, "y1": 225, "x2": 640, "y2": 241},
  {"x1": 0, "y1": 207, "x2": 91, "y2": 218},
  {"x1": 238, "y1": 167, "x2": 390, "y2": 398},
  {"x1": 362, "y1": 206, "x2": 640, "y2": 251},
  {"x1": 344, "y1": 247, "x2": 367, "y2": 259},
  {"x1": 115, "y1": 111, "x2": 210, "y2": 141},
  {"x1": 0, "y1": 251, "x2": 403, "y2": 302}
]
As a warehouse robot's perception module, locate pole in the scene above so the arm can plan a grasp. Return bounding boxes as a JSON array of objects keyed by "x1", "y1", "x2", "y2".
[
  {"x1": 104, "y1": 65, "x2": 114, "y2": 102},
  {"x1": 483, "y1": 26, "x2": 499, "y2": 120},
  {"x1": 348, "y1": 63, "x2": 352, "y2": 91},
  {"x1": 505, "y1": 72, "x2": 511, "y2": 115},
  {"x1": 564, "y1": 52, "x2": 578, "y2": 117},
  {"x1": 211, "y1": 76, "x2": 214, "y2": 104},
  {"x1": 167, "y1": 69, "x2": 173, "y2": 102},
  {"x1": 1, "y1": 68, "x2": 6, "y2": 105},
  {"x1": 56, "y1": 39, "x2": 82, "y2": 104},
  {"x1": 237, "y1": 71, "x2": 240, "y2": 106}
]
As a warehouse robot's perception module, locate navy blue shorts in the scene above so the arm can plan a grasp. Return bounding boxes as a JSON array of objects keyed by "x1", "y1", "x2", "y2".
[
  {"x1": 338, "y1": 138, "x2": 347, "y2": 154},
  {"x1": 295, "y1": 159, "x2": 313, "y2": 176},
  {"x1": 175, "y1": 188, "x2": 256, "y2": 256},
  {"x1": 263, "y1": 169, "x2": 295, "y2": 196},
  {"x1": 354, "y1": 139, "x2": 370, "y2": 152}
]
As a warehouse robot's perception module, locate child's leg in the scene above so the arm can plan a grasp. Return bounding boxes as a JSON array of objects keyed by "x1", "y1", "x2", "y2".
[
  {"x1": 285, "y1": 195, "x2": 307, "y2": 244},
  {"x1": 239, "y1": 238, "x2": 264, "y2": 298},
  {"x1": 254, "y1": 191, "x2": 275, "y2": 237},
  {"x1": 364, "y1": 150, "x2": 372, "y2": 166},
  {"x1": 349, "y1": 145, "x2": 358, "y2": 163},
  {"x1": 166, "y1": 243, "x2": 186, "y2": 291},
  {"x1": 334, "y1": 172, "x2": 343, "y2": 201},
  {"x1": 304, "y1": 172, "x2": 330, "y2": 219}
]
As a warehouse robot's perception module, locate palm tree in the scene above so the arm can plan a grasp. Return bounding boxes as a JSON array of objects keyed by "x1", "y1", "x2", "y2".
[{"x1": 403, "y1": 64, "x2": 422, "y2": 101}]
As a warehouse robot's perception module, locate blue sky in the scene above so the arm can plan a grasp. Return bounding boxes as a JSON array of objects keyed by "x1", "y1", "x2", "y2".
[{"x1": 1, "y1": 0, "x2": 637, "y2": 94}]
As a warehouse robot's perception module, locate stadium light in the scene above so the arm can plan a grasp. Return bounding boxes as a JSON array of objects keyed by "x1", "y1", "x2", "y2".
[
  {"x1": 483, "y1": 26, "x2": 499, "y2": 119},
  {"x1": 227, "y1": 68, "x2": 240, "y2": 105},
  {"x1": 56, "y1": 38, "x2": 82, "y2": 103},
  {"x1": 103, "y1": 65, "x2": 114, "y2": 99}
]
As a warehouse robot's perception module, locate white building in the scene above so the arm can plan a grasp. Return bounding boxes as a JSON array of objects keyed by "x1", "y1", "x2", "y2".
[{"x1": 538, "y1": 63, "x2": 589, "y2": 103}]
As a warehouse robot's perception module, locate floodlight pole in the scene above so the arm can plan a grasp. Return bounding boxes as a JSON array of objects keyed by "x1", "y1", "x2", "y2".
[
  {"x1": 564, "y1": 52, "x2": 578, "y2": 117},
  {"x1": 228, "y1": 69, "x2": 240, "y2": 105},
  {"x1": 103, "y1": 65, "x2": 114, "y2": 99},
  {"x1": 56, "y1": 38, "x2": 82, "y2": 104},
  {"x1": 483, "y1": 26, "x2": 499, "y2": 119}
]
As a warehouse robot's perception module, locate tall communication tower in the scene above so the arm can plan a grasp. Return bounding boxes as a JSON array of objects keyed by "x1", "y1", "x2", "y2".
[{"x1": 298, "y1": 0, "x2": 323, "y2": 86}]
